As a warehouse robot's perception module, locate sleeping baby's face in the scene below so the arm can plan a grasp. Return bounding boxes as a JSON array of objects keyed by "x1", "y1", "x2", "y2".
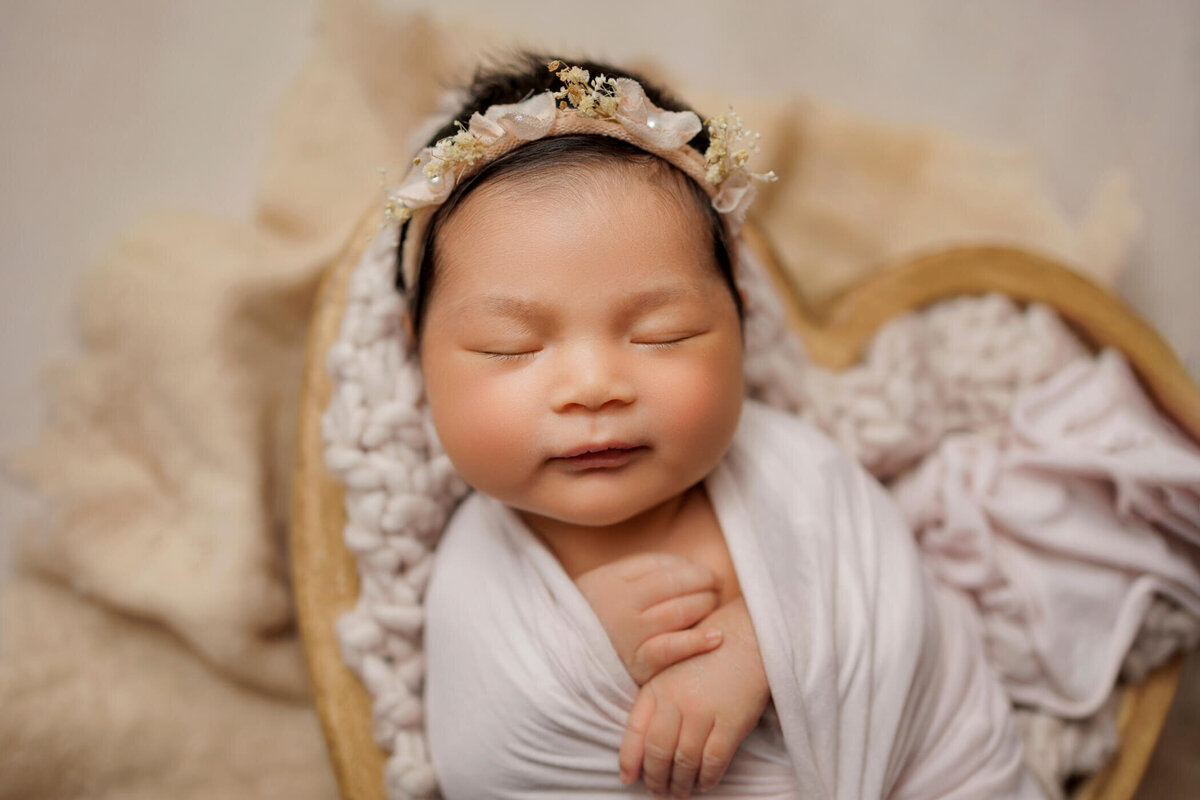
[{"x1": 419, "y1": 165, "x2": 744, "y2": 531}]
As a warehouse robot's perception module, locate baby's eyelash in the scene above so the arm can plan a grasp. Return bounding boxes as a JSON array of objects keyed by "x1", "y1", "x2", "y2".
[
  {"x1": 478, "y1": 350, "x2": 538, "y2": 361},
  {"x1": 634, "y1": 335, "x2": 694, "y2": 350}
]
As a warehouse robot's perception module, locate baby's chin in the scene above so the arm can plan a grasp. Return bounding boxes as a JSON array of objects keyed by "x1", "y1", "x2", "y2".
[{"x1": 512, "y1": 493, "x2": 682, "y2": 532}]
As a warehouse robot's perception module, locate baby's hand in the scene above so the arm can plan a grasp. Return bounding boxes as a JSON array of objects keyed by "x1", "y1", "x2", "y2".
[
  {"x1": 576, "y1": 553, "x2": 724, "y2": 685},
  {"x1": 618, "y1": 597, "x2": 769, "y2": 799}
]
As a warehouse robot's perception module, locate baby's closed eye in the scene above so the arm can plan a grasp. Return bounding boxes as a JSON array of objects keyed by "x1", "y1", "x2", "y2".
[
  {"x1": 628, "y1": 317, "x2": 714, "y2": 347},
  {"x1": 461, "y1": 331, "x2": 543, "y2": 360},
  {"x1": 630, "y1": 332, "x2": 699, "y2": 349},
  {"x1": 474, "y1": 347, "x2": 541, "y2": 361}
]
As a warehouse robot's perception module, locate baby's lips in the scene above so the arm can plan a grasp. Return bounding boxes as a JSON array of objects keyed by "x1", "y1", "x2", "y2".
[
  {"x1": 552, "y1": 446, "x2": 648, "y2": 470},
  {"x1": 556, "y1": 440, "x2": 644, "y2": 459}
]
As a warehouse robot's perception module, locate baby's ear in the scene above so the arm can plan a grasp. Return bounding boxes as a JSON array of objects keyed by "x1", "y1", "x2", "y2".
[{"x1": 402, "y1": 312, "x2": 416, "y2": 344}]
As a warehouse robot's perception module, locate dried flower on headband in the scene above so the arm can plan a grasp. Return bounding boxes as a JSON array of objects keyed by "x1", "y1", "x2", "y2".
[
  {"x1": 547, "y1": 59, "x2": 621, "y2": 118},
  {"x1": 704, "y1": 111, "x2": 776, "y2": 187},
  {"x1": 382, "y1": 61, "x2": 777, "y2": 290}
]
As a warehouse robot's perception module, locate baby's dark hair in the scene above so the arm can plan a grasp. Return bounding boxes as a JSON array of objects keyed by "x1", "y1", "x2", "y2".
[{"x1": 398, "y1": 53, "x2": 741, "y2": 340}]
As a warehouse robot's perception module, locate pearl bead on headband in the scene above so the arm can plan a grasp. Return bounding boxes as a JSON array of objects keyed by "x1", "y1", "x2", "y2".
[{"x1": 382, "y1": 60, "x2": 777, "y2": 292}]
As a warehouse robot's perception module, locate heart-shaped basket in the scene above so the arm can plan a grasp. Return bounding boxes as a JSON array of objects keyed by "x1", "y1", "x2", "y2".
[{"x1": 294, "y1": 210, "x2": 1198, "y2": 800}]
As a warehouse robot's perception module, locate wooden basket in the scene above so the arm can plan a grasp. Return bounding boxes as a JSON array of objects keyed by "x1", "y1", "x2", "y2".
[{"x1": 293, "y1": 210, "x2": 1198, "y2": 799}]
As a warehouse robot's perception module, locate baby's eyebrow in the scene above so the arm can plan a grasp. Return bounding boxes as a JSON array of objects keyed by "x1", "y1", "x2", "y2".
[
  {"x1": 462, "y1": 295, "x2": 548, "y2": 321},
  {"x1": 620, "y1": 285, "x2": 703, "y2": 314},
  {"x1": 458, "y1": 284, "x2": 705, "y2": 320}
]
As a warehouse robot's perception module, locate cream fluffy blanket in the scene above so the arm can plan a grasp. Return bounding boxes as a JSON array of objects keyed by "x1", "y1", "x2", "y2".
[{"x1": 0, "y1": 0, "x2": 1144, "y2": 797}]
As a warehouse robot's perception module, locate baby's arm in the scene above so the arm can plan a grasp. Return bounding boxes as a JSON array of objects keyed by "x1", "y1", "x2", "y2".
[
  {"x1": 576, "y1": 552, "x2": 725, "y2": 685},
  {"x1": 618, "y1": 596, "x2": 769, "y2": 798},
  {"x1": 578, "y1": 554, "x2": 770, "y2": 798}
]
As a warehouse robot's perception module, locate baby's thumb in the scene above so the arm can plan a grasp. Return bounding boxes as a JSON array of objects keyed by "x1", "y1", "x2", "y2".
[{"x1": 631, "y1": 628, "x2": 723, "y2": 684}]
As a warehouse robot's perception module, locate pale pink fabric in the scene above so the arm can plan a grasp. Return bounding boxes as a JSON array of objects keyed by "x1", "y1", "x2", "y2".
[{"x1": 892, "y1": 350, "x2": 1200, "y2": 717}]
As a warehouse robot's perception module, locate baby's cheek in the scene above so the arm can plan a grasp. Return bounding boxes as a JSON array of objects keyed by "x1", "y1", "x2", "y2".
[
  {"x1": 654, "y1": 358, "x2": 743, "y2": 451},
  {"x1": 429, "y1": 377, "x2": 536, "y2": 490}
]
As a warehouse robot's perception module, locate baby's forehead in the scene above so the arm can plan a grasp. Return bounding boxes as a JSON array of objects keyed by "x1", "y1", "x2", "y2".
[
  {"x1": 415, "y1": 138, "x2": 737, "y2": 337},
  {"x1": 430, "y1": 175, "x2": 723, "y2": 308},
  {"x1": 467, "y1": 157, "x2": 708, "y2": 219},
  {"x1": 439, "y1": 173, "x2": 712, "y2": 267}
]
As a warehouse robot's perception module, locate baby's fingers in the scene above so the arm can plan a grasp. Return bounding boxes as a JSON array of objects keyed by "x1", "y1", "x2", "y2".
[
  {"x1": 630, "y1": 628, "x2": 723, "y2": 685},
  {"x1": 619, "y1": 688, "x2": 656, "y2": 785},
  {"x1": 641, "y1": 702, "x2": 683, "y2": 798},
  {"x1": 638, "y1": 558, "x2": 720, "y2": 610},
  {"x1": 644, "y1": 588, "x2": 720, "y2": 634},
  {"x1": 667, "y1": 715, "x2": 714, "y2": 799},
  {"x1": 696, "y1": 720, "x2": 741, "y2": 792}
]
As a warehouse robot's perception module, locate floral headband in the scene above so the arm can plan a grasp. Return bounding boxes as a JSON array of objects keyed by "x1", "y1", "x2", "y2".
[{"x1": 382, "y1": 61, "x2": 776, "y2": 292}]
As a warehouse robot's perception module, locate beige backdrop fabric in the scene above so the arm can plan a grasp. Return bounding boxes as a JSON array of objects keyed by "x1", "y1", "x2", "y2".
[{"x1": 0, "y1": 0, "x2": 1140, "y2": 797}]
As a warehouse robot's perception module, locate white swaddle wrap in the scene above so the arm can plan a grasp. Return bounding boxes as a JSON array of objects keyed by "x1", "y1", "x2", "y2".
[{"x1": 425, "y1": 401, "x2": 1040, "y2": 798}]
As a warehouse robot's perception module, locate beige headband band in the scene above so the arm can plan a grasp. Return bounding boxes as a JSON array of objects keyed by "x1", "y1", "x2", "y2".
[{"x1": 383, "y1": 62, "x2": 775, "y2": 292}]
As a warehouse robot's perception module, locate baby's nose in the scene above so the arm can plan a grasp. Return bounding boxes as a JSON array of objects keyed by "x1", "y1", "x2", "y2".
[{"x1": 551, "y1": 346, "x2": 636, "y2": 412}]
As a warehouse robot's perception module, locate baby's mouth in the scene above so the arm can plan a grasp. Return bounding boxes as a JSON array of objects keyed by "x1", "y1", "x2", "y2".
[{"x1": 551, "y1": 443, "x2": 648, "y2": 470}]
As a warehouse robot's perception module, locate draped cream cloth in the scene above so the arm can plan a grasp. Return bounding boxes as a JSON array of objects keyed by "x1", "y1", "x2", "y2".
[
  {"x1": 0, "y1": 0, "x2": 1145, "y2": 797},
  {"x1": 425, "y1": 402, "x2": 1040, "y2": 799}
]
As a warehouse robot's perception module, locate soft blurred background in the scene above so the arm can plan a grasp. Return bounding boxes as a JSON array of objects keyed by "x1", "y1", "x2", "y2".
[{"x1": 1, "y1": 0, "x2": 1196, "y2": 795}]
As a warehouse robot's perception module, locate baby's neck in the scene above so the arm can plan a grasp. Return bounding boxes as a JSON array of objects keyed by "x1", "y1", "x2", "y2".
[
  {"x1": 518, "y1": 484, "x2": 737, "y2": 602},
  {"x1": 518, "y1": 485, "x2": 705, "y2": 579}
]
